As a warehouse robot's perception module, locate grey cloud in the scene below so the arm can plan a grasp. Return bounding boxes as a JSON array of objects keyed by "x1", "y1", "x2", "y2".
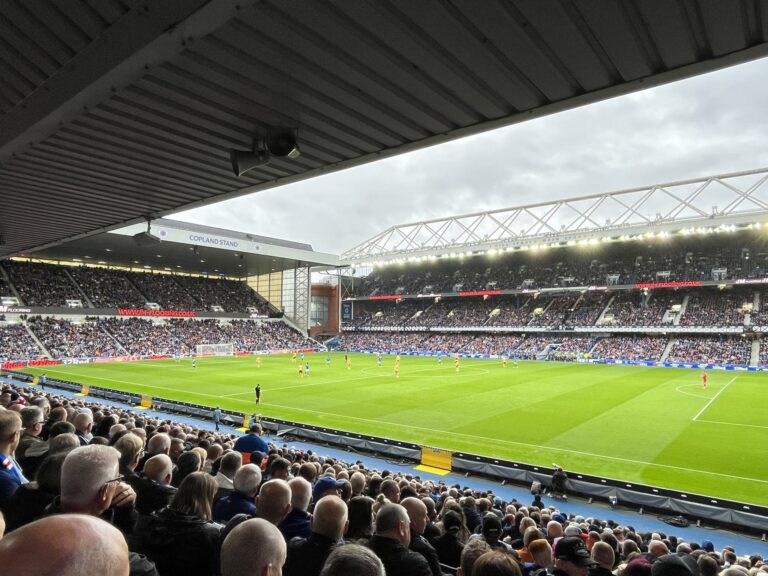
[{"x1": 175, "y1": 56, "x2": 768, "y2": 255}]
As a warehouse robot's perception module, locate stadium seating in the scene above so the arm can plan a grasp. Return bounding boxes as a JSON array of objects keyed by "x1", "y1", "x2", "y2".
[
  {"x1": 349, "y1": 231, "x2": 767, "y2": 296},
  {"x1": 0, "y1": 260, "x2": 270, "y2": 313}
]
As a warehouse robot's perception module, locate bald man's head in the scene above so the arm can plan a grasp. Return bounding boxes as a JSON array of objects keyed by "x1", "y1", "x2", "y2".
[
  {"x1": 256, "y1": 479, "x2": 292, "y2": 525},
  {"x1": 312, "y1": 495, "x2": 348, "y2": 541},
  {"x1": 0, "y1": 515, "x2": 129, "y2": 576},
  {"x1": 374, "y1": 503, "x2": 411, "y2": 545},
  {"x1": 143, "y1": 454, "x2": 173, "y2": 485},
  {"x1": 401, "y1": 497, "x2": 428, "y2": 535},
  {"x1": 288, "y1": 477, "x2": 312, "y2": 512},
  {"x1": 221, "y1": 518, "x2": 286, "y2": 576}
]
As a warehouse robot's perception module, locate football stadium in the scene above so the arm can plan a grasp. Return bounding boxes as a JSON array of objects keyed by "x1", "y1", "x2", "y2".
[{"x1": 3, "y1": 2, "x2": 768, "y2": 574}]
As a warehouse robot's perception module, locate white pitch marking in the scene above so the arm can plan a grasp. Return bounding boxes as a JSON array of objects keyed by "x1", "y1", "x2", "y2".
[
  {"x1": 674, "y1": 384, "x2": 711, "y2": 400},
  {"x1": 692, "y1": 376, "x2": 738, "y2": 421},
  {"x1": 695, "y1": 418, "x2": 768, "y2": 430},
  {"x1": 261, "y1": 400, "x2": 768, "y2": 486}
]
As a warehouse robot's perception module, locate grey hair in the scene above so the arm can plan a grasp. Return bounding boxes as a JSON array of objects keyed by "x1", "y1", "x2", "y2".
[
  {"x1": 233, "y1": 464, "x2": 262, "y2": 497},
  {"x1": 61, "y1": 445, "x2": 120, "y2": 508},
  {"x1": 320, "y1": 543, "x2": 385, "y2": 576}
]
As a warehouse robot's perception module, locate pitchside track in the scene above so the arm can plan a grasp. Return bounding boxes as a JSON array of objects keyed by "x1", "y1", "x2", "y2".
[{"x1": 23, "y1": 353, "x2": 768, "y2": 506}]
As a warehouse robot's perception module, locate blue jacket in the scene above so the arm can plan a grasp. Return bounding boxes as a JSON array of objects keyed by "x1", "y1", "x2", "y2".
[
  {"x1": 213, "y1": 490, "x2": 256, "y2": 523},
  {"x1": 279, "y1": 507, "x2": 312, "y2": 541},
  {"x1": 0, "y1": 452, "x2": 27, "y2": 511},
  {"x1": 233, "y1": 433, "x2": 268, "y2": 455}
]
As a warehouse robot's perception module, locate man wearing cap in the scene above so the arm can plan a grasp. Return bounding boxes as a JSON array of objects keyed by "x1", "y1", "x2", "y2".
[
  {"x1": 554, "y1": 536, "x2": 598, "y2": 576},
  {"x1": 312, "y1": 476, "x2": 346, "y2": 510},
  {"x1": 470, "y1": 513, "x2": 513, "y2": 552}
]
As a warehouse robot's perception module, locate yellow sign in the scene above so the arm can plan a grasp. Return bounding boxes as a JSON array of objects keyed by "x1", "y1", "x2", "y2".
[{"x1": 421, "y1": 446, "x2": 452, "y2": 472}]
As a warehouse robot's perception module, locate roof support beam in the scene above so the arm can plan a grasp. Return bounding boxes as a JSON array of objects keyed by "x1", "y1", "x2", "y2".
[{"x1": 0, "y1": 0, "x2": 257, "y2": 164}]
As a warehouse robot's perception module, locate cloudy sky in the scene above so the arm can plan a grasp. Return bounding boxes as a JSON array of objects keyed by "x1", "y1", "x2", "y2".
[{"x1": 174, "y1": 56, "x2": 768, "y2": 256}]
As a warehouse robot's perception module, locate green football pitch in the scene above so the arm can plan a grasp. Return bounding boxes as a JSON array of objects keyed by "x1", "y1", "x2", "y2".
[{"x1": 22, "y1": 353, "x2": 768, "y2": 506}]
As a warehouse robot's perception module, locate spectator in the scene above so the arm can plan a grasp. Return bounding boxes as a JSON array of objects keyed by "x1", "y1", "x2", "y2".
[
  {"x1": 280, "y1": 476, "x2": 313, "y2": 541},
  {"x1": 346, "y1": 495, "x2": 376, "y2": 541},
  {"x1": 319, "y1": 543, "x2": 385, "y2": 576},
  {"x1": 16, "y1": 406, "x2": 45, "y2": 463},
  {"x1": 221, "y1": 517, "x2": 287, "y2": 576},
  {"x1": 213, "y1": 463, "x2": 261, "y2": 522},
  {"x1": 402, "y1": 496, "x2": 443, "y2": 576},
  {"x1": 284, "y1": 495, "x2": 348, "y2": 576},
  {"x1": 555, "y1": 537, "x2": 598, "y2": 576},
  {"x1": 256, "y1": 479, "x2": 292, "y2": 526},
  {"x1": 0, "y1": 514, "x2": 130, "y2": 576},
  {"x1": 134, "y1": 454, "x2": 176, "y2": 516},
  {"x1": 459, "y1": 539, "x2": 492, "y2": 576},
  {"x1": 473, "y1": 549, "x2": 522, "y2": 576},
  {"x1": 172, "y1": 450, "x2": 202, "y2": 488},
  {"x1": 367, "y1": 503, "x2": 431, "y2": 576},
  {"x1": 233, "y1": 424, "x2": 269, "y2": 458},
  {"x1": 132, "y1": 471, "x2": 222, "y2": 576},
  {"x1": 0, "y1": 411, "x2": 26, "y2": 511},
  {"x1": 433, "y1": 509, "x2": 465, "y2": 569}
]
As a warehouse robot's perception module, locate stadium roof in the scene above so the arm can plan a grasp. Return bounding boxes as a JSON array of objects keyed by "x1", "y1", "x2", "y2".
[
  {"x1": 22, "y1": 218, "x2": 339, "y2": 278},
  {"x1": 2, "y1": 1, "x2": 768, "y2": 259},
  {"x1": 342, "y1": 167, "x2": 768, "y2": 264}
]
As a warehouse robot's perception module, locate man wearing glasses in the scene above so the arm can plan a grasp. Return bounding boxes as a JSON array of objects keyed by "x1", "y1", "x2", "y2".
[
  {"x1": 55, "y1": 445, "x2": 138, "y2": 533},
  {"x1": 16, "y1": 407, "x2": 45, "y2": 465}
]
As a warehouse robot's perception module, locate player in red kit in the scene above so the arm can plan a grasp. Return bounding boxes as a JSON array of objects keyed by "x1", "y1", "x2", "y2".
[{"x1": 702, "y1": 371, "x2": 708, "y2": 389}]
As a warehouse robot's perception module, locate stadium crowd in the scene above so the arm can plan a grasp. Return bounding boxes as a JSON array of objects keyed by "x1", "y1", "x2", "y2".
[
  {"x1": 590, "y1": 338, "x2": 667, "y2": 362},
  {"x1": 1, "y1": 383, "x2": 766, "y2": 576},
  {"x1": 350, "y1": 231, "x2": 768, "y2": 296},
  {"x1": 0, "y1": 319, "x2": 312, "y2": 360},
  {"x1": 346, "y1": 288, "x2": 757, "y2": 331},
  {"x1": 0, "y1": 324, "x2": 42, "y2": 363},
  {"x1": 341, "y1": 332, "x2": 756, "y2": 366},
  {"x1": 666, "y1": 338, "x2": 752, "y2": 366},
  {"x1": 0, "y1": 261, "x2": 270, "y2": 314},
  {"x1": 28, "y1": 317, "x2": 123, "y2": 359}
]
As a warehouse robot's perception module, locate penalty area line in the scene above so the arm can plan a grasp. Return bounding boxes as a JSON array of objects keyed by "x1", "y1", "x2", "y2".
[{"x1": 692, "y1": 376, "x2": 737, "y2": 422}]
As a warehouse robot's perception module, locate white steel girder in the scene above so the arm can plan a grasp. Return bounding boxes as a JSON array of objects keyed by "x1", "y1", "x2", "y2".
[{"x1": 342, "y1": 167, "x2": 768, "y2": 263}]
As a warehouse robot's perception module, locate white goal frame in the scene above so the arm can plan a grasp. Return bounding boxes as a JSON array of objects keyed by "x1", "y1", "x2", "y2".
[{"x1": 195, "y1": 343, "x2": 234, "y2": 357}]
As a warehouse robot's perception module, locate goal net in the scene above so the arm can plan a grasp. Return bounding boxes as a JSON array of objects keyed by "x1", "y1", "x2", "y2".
[{"x1": 195, "y1": 343, "x2": 234, "y2": 357}]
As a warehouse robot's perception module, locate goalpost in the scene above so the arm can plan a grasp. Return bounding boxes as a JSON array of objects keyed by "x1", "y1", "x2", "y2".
[{"x1": 195, "y1": 343, "x2": 234, "y2": 357}]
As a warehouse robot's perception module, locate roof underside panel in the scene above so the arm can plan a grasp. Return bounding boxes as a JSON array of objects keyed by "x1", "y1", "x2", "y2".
[{"x1": 0, "y1": 0, "x2": 767, "y2": 257}]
